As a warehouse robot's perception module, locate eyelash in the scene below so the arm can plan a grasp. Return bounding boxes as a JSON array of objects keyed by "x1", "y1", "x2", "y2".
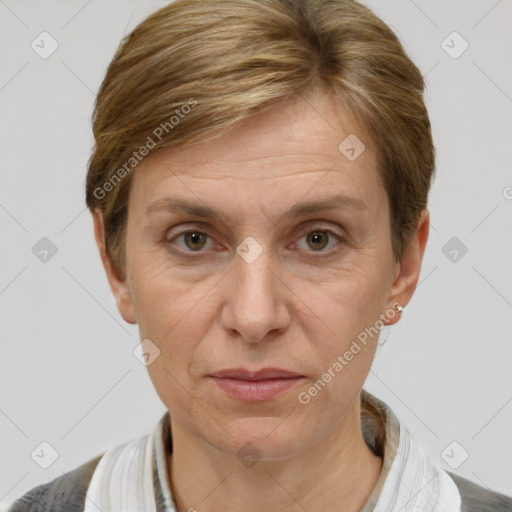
[{"x1": 166, "y1": 225, "x2": 344, "y2": 257}]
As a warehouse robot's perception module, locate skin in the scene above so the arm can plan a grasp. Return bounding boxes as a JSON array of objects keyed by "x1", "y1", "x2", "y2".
[{"x1": 93, "y1": 87, "x2": 429, "y2": 512}]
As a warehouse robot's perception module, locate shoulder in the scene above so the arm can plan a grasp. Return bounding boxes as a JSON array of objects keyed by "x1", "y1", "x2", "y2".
[
  {"x1": 7, "y1": 453, "x2": 103, "y2": 512},
  {"x1": 447, "y1": 472, "x2": 512, "y2": 512}
]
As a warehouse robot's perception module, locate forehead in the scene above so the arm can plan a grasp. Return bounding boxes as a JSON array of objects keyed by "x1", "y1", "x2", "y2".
[{"x1": 129, "y1": 90, "x2": 383, "y2": 212}]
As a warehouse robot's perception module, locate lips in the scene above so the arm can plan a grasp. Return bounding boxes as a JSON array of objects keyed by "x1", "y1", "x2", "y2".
[
  {"x1": 208, "y1": 367, "x2": 303, "y2": 381},
  {"x1": 208, "y1": 368, "x2": 304, "y2": 401}
]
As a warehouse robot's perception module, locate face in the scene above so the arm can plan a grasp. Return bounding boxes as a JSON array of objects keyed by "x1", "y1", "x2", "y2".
[{"x1": 95, "y1": 88, "x2": 428, "y2": 461}]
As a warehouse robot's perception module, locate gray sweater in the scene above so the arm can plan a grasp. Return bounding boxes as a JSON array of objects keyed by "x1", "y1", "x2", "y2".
[
  {"x1": 7, "y1": 454, "x2": 512, "y2": 512},
  {"x1": 8, "y1": 393, "x2": 512, "y2": 511}
]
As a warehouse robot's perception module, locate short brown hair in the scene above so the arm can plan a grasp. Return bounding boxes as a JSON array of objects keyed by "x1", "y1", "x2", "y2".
[{"x1": 86, "y1": 0, "x2": 435, "y2": 279}]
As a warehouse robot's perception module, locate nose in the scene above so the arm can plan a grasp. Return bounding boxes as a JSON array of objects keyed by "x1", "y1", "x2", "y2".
[{"x1": 220, "y1": 243, "x2": 291, "y2": 343}]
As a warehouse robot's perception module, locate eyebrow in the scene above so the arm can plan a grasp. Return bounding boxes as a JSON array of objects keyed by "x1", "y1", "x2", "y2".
[{"x1": 145, "y1": 193, "x2": 368, "y2": 221}]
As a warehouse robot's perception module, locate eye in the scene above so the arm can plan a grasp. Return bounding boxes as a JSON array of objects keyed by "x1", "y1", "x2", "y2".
[
  {"x1": 295, "y1": 228, "x2": 341, "y2": 253},
  {"x1": 167, "y1": 226, "x2": 343, "y2": 255},
  {"x1": 172, "y1": 230, "x2": 219, "y2": 252}
]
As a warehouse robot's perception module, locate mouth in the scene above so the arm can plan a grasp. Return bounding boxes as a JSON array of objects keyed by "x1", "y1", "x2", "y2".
[{"x1": 208, "y1": 368, "x2": 304, "y2": 402}]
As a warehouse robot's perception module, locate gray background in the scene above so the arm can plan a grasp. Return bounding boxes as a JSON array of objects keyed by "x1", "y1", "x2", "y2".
[{"x1": 1, "y1": 0, "x2": 511, "y2": 508}]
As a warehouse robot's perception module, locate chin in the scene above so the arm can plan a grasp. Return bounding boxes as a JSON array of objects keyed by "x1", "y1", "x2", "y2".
[{"x1": 218, "y1": 416, "x2": 313, "y2": 462}]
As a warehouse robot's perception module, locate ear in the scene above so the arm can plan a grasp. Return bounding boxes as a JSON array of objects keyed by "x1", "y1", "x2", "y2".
[
  {"x1": 382, "y1": 209, "x2": 430, "y2": 326},
  {"x1": 92, "y1": 209, "x2": 137, "y2": 325}
]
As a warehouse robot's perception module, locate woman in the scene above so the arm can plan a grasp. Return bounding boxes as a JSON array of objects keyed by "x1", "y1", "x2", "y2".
[{"x1": 8, "y1": 0, "x2": 512, "y2": 511}]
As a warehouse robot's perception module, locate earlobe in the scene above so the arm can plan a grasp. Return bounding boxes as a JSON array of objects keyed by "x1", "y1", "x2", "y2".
[
  {"x1": 382, "y1": 209, "x2": 430, "y2": 326},
  {"x1": 92, "y1": 210, "x2": 137, "y2": 325}
]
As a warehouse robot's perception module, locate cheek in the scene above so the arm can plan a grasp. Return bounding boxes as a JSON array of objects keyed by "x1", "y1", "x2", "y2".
[
  {"x1": 130, "y1": 251, "x2": 208, "y2": 332},
  {"x1": 130, "y1": 256, "x2": 222, "y2": 388},
  {"x1": 138, "y1": 275, "x2": 213, "y2": 416},
  {"x1": 295, "y1": 292, "x2": 380, "y2": 418},
  {"x1": 297, "y1": 266, "x2": 389, "y2": 385},
  {"x1": 303, "y1": 260, "x2": 389, "y2": 333}
]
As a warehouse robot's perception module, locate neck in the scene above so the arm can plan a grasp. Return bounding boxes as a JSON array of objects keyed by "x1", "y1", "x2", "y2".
[{"x1": 166, "y1": 397, "x2": 383, "y2": 512}]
